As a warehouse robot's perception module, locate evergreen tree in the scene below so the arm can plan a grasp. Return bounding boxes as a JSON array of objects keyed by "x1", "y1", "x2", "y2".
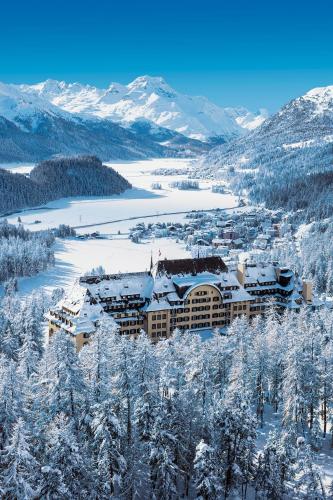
[
  {"x1": 0, "y1": 357, "x2": 25, "y2": 449},
  {"x1": 295, "y1": 443, "x2": 326, "y2": 499},
  {"x1": 39, "y1": 414, "x2": 91, "y2": 499},
  {"x1": 149, "y1": 410, "x2": 179, "y2": 500},
  {"x1": 193, "y1": 440, "x2": 221, "y2": 500},
  {"x1": 255, "y1": 430, "x2": 296, "y2": 499},
  {"x1": 92, "y1": 399, "x2": 126, "y2": 498},
  {"x1": 0, "y1": 417, "x2": 39, "y2": 499}
]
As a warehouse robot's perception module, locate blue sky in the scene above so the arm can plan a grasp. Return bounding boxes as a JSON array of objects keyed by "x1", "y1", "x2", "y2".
[{"x1": 1, "y1": 0, "x2": 332, "y2": 111}]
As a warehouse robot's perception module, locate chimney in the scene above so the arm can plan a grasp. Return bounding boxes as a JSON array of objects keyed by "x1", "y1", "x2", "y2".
[
  {"x1": 237, "y1": 262, "x2": 246, "y2": 286},
  {"x1": 302, "y1": 279, "x2": 313, "y2": 304}
]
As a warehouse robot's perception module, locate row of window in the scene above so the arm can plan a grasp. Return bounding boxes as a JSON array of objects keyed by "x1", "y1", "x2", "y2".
[
  {"x1": 212, "y1": 312, "x2": 229, "y2": 318},
  {"x1": 152, "y1": 323, "x2": 167, "y2": 329},
  {"x1": 191, "y1": 322, "x2": 210, "y2": 329},
  {"x1": 188, "y1": 297, "x2": 211, "y2": 304},
  {"x1": 171, "y1": 317, "x2": 190, "y2": 323},
  {"x1": 122, "y1": 328, "x2": 142, "y2": 334},
  {"x1": 151, "y1": 314, "x2": 167, "y2": 320},
  {"x1": 192, "y1": 305, "x2": 211, "y2": 312},
  {"x1": 233, "y1": 304, "x2": 247, "y2": 311},
  {"x1": 212, "y1": 303, "x2": 231, "y2": 310},
  {"x1": 192, "y1": 314, "x2": 210, "y2": 321},
  {"x1": 108, "y1": 310, "x2": 139, "y2": 318}
]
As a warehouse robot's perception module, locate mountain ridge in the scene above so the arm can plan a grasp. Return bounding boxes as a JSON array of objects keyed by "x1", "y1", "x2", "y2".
[
  {"x1": 0, "y1": 80, "x2": 212, "y2": 163},
  {"x1": 20, "y1": 75, "x2": 267, "y2": 140}
]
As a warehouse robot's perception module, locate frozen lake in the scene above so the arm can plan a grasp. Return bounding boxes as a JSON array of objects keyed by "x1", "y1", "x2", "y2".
[
  {"x1": 3, "y1": 158, "x2": 236, "y2": 233},
  {"x1": 1, "y1": 158, "x2": 237, "y2": 296}
]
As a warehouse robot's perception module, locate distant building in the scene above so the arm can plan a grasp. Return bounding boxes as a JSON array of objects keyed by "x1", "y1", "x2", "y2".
[{"x1": 46, "y1": 257, "x2": 312, "y2": 350}]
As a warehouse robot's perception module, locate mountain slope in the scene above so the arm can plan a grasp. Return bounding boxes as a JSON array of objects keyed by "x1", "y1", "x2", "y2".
[
  {"x1": 0, "y1": 82, "x2": 209, "y2": 162},
  {"x1": 21, "y1": 76, "x2": 267, "y2": 140},
  {"x1": 196, "y1": 85, "x2": 333, "y2": 220}
]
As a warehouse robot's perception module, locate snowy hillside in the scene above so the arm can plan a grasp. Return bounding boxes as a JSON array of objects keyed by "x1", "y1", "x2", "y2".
[
  {"x1": 195, "y1": 85, "x2": 333, "y2": 220},
  {"x1": 21, "y1": 75, "x2": 267, "y2": 140}
]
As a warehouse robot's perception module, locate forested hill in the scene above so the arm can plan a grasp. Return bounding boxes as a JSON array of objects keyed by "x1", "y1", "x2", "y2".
[
  {"x1": 195, "y1": 85, "x2": 333, "y2": 221},
  {"x1": 0, "y1": 156, "x2": 131, "y2": 214}
]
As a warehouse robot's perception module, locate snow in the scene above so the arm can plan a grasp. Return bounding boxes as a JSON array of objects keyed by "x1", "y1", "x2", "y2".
[
  {"x1": 0, "y1": 81, "x2": 71, "y2": 129},
  {"x1": 19, "y1": 75, "x2": 267, "y2": 140},
  {"x1": 304, "y1": 85, "x2": 333, "y2": 114},
  {"x1": 0, "y1": 158, "x2": 237, "y2": 298},
  {"x1": 0, "y1": 163, "x2": 35, "y2": 174},
  {"x1": 13, "y1": 238, "x2": 189, "y2": 298},
  {"x1": 3, "y1": 158, "x2": 237, "y2": 233}
]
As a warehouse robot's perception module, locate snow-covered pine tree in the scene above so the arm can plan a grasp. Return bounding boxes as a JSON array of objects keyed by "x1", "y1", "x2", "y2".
[
  {"x1": 92, "y1": 399, "x2": 126, "y2": 498},
  {"x1": 295, "y1": 442, "x2": 326, "y2": 499},
  {"x1": 39, "y1": 413, "x2": 92, "y2": 498},
  {"x1": 148, "y1": 409, "x2": 179, "y2": 500},
  {"x1": 193, "y1": 440, "x2": 221, "y2": 500},
  {"x1": 251, "y1": 315, "x2": 268, "y2": 427},
  {"x1": 33, "y1": 329, "x2": 87, "y2": 426},
  {"x1": 0, "y1": 417, "x2": 39, "y2": 499},
  {"x1": 0, "y1": 356, "x2": 25, "y2": 449},
  {"x1": 255, "y1": 430, "x2": 296, "y2": 499},
  {"x1": 212, "y1": 337, "x2": 257, "y2": 499}
]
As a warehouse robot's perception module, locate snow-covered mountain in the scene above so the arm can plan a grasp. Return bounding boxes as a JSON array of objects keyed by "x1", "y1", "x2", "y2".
[
  {"x1": 0, "y1": 81, "x2": 209, "y2": 162},
  {"x1": 21, "y1": 76, "x2": 267, "y2": 140},
  {"x1": 195, "y1": 85, "x2": 333, "y2": 219}
]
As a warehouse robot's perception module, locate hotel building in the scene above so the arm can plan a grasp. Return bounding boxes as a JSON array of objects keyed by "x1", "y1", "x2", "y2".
[{"x1": 46, "y1": 257, "x2": 312, "y2": 350}]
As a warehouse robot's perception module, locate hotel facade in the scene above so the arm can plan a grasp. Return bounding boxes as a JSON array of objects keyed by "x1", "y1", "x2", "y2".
[{"x1": 46, "y1": 257, "x2": 313, "y2": 350}]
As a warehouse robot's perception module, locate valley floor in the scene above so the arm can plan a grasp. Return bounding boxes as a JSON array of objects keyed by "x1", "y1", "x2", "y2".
[{"x1": 0, "y1": 158, "x2": 237, "y2": 297}]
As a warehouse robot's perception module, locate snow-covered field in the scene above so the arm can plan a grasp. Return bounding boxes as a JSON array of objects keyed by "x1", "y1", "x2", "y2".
[
  {"x1": 1, "y1": 158, "x2": 237, "y2": 296},
  {"x1": 4, "y1": 158, "x2": 236, "y2": 233},
  {"x1": 15, "y1": 237, "x2": 189, "y2": 297},
  {"x1": 1, "y1": 162, "x2": 35, "y2": 175}
]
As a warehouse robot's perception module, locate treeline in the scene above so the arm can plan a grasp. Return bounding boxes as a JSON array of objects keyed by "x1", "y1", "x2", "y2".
[
  {"x1": 0, "y1": 296, "x2": 333, "y2": 498},
  {"x1": 169, "y1": 179, "x2": 200, "y2": 190},
  {"x1": 0, "y1": 156, "x2": 131, "y2": 214},
  {"x1": 0, "y1": 220, "x2": 55, "y2": 283}
]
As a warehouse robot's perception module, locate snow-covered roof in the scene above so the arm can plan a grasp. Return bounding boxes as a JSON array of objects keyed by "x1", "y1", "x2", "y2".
[
  {"x1": 223, "y1": 289, "x2": 255, "y2": 303},
  {"x1": 80, "y1": 272, "x2": 154, "y2": 301},
  {"x1": 146, "y1": 299, "x2": 172, "y2": 312},
  {"x1": 243, "y1": 264, "x2": 277, "y2": 284}
]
